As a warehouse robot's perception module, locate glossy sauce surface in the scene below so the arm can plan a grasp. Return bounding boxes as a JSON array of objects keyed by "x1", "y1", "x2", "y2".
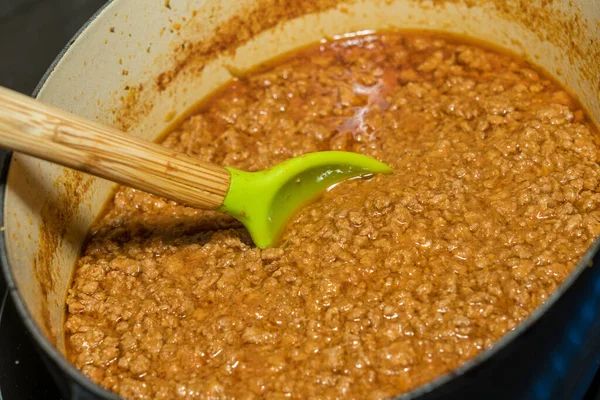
[{"x1": 65, "y1": 32, "x2": 600, "y2": 399}]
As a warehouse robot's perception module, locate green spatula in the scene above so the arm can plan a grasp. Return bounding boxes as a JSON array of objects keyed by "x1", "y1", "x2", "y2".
[{"x1": 0, "y1": 86, "x2": 392, "y2": 248}]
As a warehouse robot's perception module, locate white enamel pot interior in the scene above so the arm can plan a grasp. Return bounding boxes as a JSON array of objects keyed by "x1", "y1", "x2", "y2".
[{"x1": 1, "y1": 0, "x2": 599, "y2": 398}]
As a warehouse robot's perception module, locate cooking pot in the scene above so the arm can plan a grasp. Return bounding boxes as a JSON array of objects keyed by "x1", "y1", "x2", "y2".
[{"x1": 1, "y1": 0, "x2": 600, "y2": 399}]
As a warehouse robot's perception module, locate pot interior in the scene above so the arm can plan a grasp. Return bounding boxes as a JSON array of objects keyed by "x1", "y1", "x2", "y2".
[{"x1": 3, "y1": 0, "x2": 599, "y2": 394}]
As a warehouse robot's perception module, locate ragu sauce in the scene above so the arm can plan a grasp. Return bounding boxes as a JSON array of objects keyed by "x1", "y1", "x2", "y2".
[{"x1": 65, "y1": 31, "x2": 600, "y2": 399}]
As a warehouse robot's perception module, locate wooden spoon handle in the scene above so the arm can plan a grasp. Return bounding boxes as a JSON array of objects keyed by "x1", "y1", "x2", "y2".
[{"x1": 0, "y1": 86, "x2": 230, "y2": 210}]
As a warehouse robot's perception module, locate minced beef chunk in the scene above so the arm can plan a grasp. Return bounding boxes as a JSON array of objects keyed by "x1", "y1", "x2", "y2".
[{"x1": 65, "y1": 32, "x2": 600, "y2": 399}]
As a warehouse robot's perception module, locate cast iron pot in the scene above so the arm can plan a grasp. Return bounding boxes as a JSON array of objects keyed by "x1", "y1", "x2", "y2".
[{"x1": 1, "y1": 0, "x2": 600, "y2": 399}]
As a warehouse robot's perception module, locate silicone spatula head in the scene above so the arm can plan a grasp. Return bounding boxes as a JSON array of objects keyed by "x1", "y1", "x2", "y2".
[{"x1": 218, "y1": 151, "x2": 393, "y2": 248}]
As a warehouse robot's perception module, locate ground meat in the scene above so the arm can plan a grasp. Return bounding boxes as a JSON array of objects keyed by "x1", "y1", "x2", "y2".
[{"x1": 65, "y1": 32, "x2": 600, "y2": 399}]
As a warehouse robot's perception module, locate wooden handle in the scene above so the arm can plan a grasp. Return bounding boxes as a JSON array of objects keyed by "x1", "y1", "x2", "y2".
[{"x1": 0, "y1": 86, "x2": 231, "y2": 210}]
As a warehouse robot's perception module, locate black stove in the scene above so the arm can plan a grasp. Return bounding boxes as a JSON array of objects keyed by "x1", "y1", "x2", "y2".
[
  {"x1": 1, "y1": 1, "x2": 600, "y2": 399},
  {"x1": 0, "y1": 287, "x2": 63, "y2": 399}
]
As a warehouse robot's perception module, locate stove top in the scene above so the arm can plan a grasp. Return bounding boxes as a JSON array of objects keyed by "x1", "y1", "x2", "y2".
[
  {"x1": 1, "y1": 1, "x2": 600, "y2": 399},
  {"x1": 0, "y1": 284, "x2": 63, "y2": 399}
]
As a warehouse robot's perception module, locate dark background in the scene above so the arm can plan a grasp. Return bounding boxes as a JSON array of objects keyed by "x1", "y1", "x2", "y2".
[
  {"x1": 0, "y1": 0, "x2": 107, "y2": 94},
  {"x1": 0, "y1": 1, "x2": 106, "y2": 399}
]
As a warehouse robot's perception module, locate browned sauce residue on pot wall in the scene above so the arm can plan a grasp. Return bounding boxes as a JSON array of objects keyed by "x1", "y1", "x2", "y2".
[
  {"x1": 114, "y1": 0, "x2": 352, "y2": 132},
  {"x1": 112, "y1": 0, "x2": 599, "y2": 133},
  {"x1": 36, "y1": 169, "x2": 93, "y2": 343},
  {"x1": 66, "y1": 32, "x2": 600, "y2": 399}
]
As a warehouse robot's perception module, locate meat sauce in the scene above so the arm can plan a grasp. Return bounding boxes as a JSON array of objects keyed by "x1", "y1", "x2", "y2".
[{"x1": 65, "y1": 32, "x2": 600, "y2": 399}]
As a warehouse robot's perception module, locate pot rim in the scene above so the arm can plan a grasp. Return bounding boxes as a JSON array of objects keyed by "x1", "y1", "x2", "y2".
[{"x1": 1, "y1": 2, "x2": 599, "y2": 399}]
